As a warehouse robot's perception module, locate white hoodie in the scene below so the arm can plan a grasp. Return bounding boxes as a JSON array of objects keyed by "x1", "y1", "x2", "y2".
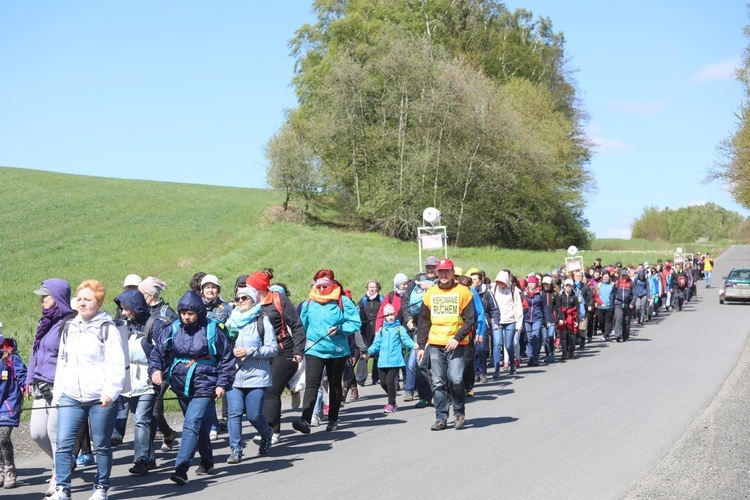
[
  {"x1": 52, "y1": 311, "x2": 126, "y2": 404},
  {"x1": 493, "y1": 271, "x2": 524, "y2": 330}
]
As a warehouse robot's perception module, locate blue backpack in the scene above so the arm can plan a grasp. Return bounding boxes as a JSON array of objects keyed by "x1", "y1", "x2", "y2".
[{"x1": 409, "y1": 279, "x2": 434, "y2": 315}]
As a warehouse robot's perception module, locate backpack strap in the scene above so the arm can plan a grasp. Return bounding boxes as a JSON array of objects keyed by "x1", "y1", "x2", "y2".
[{"x1": 271, "y1": 292, "x2": 287, "y2": 344}]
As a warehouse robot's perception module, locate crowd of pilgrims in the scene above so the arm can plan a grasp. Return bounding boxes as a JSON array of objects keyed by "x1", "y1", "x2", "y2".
[{"x1": 0, "y1": 251, "x2": 714, "y2": 498}]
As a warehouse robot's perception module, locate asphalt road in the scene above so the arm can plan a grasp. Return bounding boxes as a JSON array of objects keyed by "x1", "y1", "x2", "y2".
[{"x1": 10, "y1": 246, "x2": 750, "y2": 499}]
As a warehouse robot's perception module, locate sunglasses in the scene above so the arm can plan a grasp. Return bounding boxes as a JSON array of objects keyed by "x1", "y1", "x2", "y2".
[{"x1": 235, "y1": 296, "x2": 251, "y2": 302}]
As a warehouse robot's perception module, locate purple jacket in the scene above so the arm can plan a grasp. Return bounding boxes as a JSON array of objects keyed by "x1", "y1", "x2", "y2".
[{"x1": 25, "y1": 279, "x2": 73, "y2": 386}]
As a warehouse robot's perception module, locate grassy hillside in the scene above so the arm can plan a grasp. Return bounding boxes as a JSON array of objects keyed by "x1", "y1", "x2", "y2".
[{"x1": 0, "y1": 166, "x2": 727, "y2": 362}]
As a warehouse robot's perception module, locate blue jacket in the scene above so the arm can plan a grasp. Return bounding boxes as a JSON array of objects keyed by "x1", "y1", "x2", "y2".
[
  {"x1": 470, "y1": 287, "x2": 487, "y2": 337},
  {"x1": 205, "y1": 297, "x2": 231, "y2": 324},
  {"x1": 613, "y1": 278, "x2": 637, "y2": 308},
  {"x1": 367, "y1": 319, "x2": 415, "y2": 368},
  {"x1": 149, "y1": 290, "x2": 235, "y2": 397},
  {"x1": 0, "y1": 338, "x2": 28, "y2": 427},
  {"x1": 26, "y1": 278, "x2": 73, "y2": 386},
  {"x1": 597, "y1": 281, "x2": 615, "y2": 309},
  {"x1": 633, "y1": 273, "x2": 650, "y2": 298},
  {"x1": 301, "y1": 294, "x2": 362, "y2": 359},
  {"x1": 523, "y1": 291, "x2": 551, "y2": 324},
  {"x1": 232, "y1": 313, "x2": 277, "y2": 388}
]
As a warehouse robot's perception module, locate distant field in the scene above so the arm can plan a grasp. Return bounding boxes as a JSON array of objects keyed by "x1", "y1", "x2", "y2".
[{"x1": 1, "y1": 166, "x2": 730, "y2": 417}]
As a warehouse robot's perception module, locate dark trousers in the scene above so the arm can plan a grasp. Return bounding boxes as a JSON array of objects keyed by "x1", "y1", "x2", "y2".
[
  {"x1": 597, "y1": 309, "x2": 614, "y2": 338},
  {"x1": 262, "y1": 354, "x2": 300, "y2": 434},
  {"x1": 586, "y1": 309, "x2": 597, "y2": 339},
  {"x1": 378, "y1": 367, "x2": 400, "y2": 406},
  {"x1": 301, "y1": 356, "x2": 346, "y2": 424}
]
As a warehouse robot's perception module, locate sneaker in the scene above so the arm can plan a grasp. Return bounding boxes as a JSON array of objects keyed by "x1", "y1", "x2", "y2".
[
  {"x1": 454, "y1": 414, "x2": 466, "y2": 430},
  {"x1": 76, "y1": 453, "x2": 95, "y2": 467},
  {"x1": 431, "y1": 420, "x2": 447, "y2": 431},
  {"x1": 479, "y1": 374, "x2": 488, "y2": 383},
  {"x1": 49, "y1": 486, "x2": 72, "y2": 500},
  {"x1": 325, "y1": 421, "x2": 338, "y2": 432},
  {"x1": 492, "y1": 371, "x2": 501, "y2": 379},
  {"x1": 161, "y1": 430, "x2": 178, "y2": 452},
  {"x1": 310, "y1": 415, "x2": 321, "y2": 427},
  {"x1": 290, "y1": 391, "x2": 301, "y2": 409},
  {"x1": 170, "y1": 471, "x2": 189, "y2": 485},
  {"x1": 252, "y1": 434, "x2": 262, "y2": 445},
  {"x1": 403, "y1": 392, "x2": 414, "y2": 402},
  {"x1": 271, "y1": 433, "x2": 280, "y2": 445},
  {"x1": 3, "y1": 466, "x2": 16, "y2": 489},
  {"x1": 195, "y1": 461, "x2": 213, "y2": 475},
  {"x1": 45, "y1": 477, "x2": 57, "y2": 497},
  {"x1": 209, "y1": 429, "x2": 218, "y2": 441},
  {"x1": 293, "y1": 419, "x2": 311, "y2": 434},
  {"x1": 384, "y1": 404, "x2": 396, "y2": 413},
  {"x1": 259, "y1": 435, "x2": 272, "y2": 455},
  {"x1": 88, "y1": 484, "x2": 108, "y2": 500},
  {"x1": 415, "y1": 399, "x2": 431, "y2": 409},
  {"x1": 128, "y1": 462, "x2": 150, "y2": 475},
  {"x1": 466, "y1": 389, "x2": 474, "y2": 397},
  {"x1": 227, "y1": 450, "x2": 242, "y2": 464}
]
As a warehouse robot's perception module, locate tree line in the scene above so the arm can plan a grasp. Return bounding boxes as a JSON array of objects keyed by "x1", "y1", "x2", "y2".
[
  {"x1": 265, "y1": 0, "x2": 594, "y2": 250},
  {"x1": 630, "y1": 203, "x2": 745, "y2": 242}
]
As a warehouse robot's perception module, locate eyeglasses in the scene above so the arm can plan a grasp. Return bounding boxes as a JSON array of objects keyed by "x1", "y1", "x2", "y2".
[{"x1": 235, "y1": 296, "x2": 251, "y2": 302}]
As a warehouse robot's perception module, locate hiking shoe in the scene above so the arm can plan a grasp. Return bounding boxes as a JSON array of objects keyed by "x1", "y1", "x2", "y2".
[
  {"x1": 403, "y1": 392, "x2": 414, "y2": 402},
  {"x1": 88, "y1": 484, "x2": 108, "y2": 500},
  {"x1": 431, "y1": 420, "x2": 447, "y2": 431},
  {"x1": 310, "y1": 415, "x2": 321, "y2": 427},
  {"x1": 45, "y1": 477, "x2": 57, "y2": 497},
  {"x1": 227, "y1": 450, "x2": 242, "y2": 464},
  {"x1": 3, "y1": 466, "x2": 16, "y2": 489},
  {"x1": 161, "y1": 430, "x2": 178, "y2": 452},
  {"x1": 326, "y1": 421, "x2": 339, "y2": 432},
  {"x1": 128, "y1": 462, "x2": 150, "y2": 476},
  {"x1": 76, "y1": 453, "x2": 95, "y2": 467},
  {"x1": 170, "y1": 471, "x2": 189, "y2": 485},
  {"x1": 384, "y1": 404, "x2": 396, "y2": 413},
  {"x1": 293, "y1": 419, "x2": 311, "y2": 434},
  {"x1": 290, "y1": 391, "x2": 301, "y2": 409},
  {"x1": 454, "y1": 414, "x2": 466, "y2": 430},
  {"x1": 415, "y1": 399, "x2": 431, "y2": 409},
  {"x1": 259, "y1": 436, "x2": 272, "y2": 455},
  {"x1": 49, "y1": 486, "x2": 72, "y2": 500},
  {"x1": 195, "y1": 461, "x2": 213, "y2": 475}
]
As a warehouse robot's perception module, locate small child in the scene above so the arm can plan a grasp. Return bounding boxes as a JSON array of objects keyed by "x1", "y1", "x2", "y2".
[
  {"x1": 361, "y1": 304, "x2": 415, "y2": 413},
  {"x1": 0, "y1": 323, "x2": 28, "y2": 489}
]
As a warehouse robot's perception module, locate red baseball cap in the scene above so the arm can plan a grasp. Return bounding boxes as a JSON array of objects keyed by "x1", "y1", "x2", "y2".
[{"x1": 436, "y1": 258, "x2": 454, "y2": 270}]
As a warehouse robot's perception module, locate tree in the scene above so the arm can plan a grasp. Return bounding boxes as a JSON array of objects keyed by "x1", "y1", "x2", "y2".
[
  {"x1": 709, "y1": 10, "x2": 750, "y2": 209},
  {"x1": 631, "y1": 203, "x2": 744, "y2": 242}
]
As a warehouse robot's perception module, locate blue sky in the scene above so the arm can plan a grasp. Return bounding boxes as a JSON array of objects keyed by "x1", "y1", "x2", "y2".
[{"x1": 1, "y1": 1, "x2": 747, "y2": 239}]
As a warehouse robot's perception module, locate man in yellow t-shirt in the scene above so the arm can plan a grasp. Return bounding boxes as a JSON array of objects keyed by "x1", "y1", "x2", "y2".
[
  {"x1": 416, "y1": 258, "x2": 475, "y2": 431},
  {"x1": 703, "y1": 253, "x2": 714, "y2": 288}
]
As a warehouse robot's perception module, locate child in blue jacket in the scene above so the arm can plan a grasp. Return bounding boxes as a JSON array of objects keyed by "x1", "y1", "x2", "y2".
[
  {"x1": 362, "y1": 304, "x2": 415, "y2": 413},
  {"x1": 0, "y1": 323, "x2": 28, "y2": 489}
]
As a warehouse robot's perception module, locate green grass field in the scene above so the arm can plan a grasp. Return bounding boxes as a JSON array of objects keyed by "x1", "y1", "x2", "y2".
[{"x1": 0, "y1": 166, "x2": 730, "y2": 418}]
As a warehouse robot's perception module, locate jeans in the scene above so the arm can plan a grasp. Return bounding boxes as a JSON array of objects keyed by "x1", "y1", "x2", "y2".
[
  {"x1": 55, "y1": 394, "x2": 117, "y2": 492},
  {"x1": 405, "y1": 349, "x2": 418, "y2": 394},
  {"x1": 128, "y1": 393, "x2": 156, "y2": 465},
  {"x1": 542, "y1": 324, "x2": 556, "y2": 359},
  {"x1": 175, "y1": 396, "x2": 214, "y2": 474},
  {"x1": 705, "y1": 270, "x2": 712, "y2": 287},
  {"x1": 474, "y1": 335, "x2": 488, "y2": 375},
  {"x1": 429, "y1": 345, "x2": 465, "y2": 422},
  {"x1": 496, "y1": 323, "x2": 516, "y2": 371},
  {"x1": 112, "y1": 396, "x2": 128, "y2": 441},
  {"x1": 525, "y1": 319, "x2": 542, "y2": 363},
  {"x1": 227, "y1": 387, "x2": 270, "y2": 453},
  {"x1": 416, "y1": 347, "x2": 433, "y2": 401}
]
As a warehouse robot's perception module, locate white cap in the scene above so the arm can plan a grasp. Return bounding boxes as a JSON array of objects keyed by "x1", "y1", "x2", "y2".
[
  {"x1": 201, "y1": 274, "x2": 221, "y2": 290},
  {"x1": 542, "y1": 276, "x2": 552, "y2": 285},
  {"x1": 123, "y1": 274, "x2": 142, "y2": 287},
  {"x1": 564, "y1": 279, "x2": 574, "y2": 286}
]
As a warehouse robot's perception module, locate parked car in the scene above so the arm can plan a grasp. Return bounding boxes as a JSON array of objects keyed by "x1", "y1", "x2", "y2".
[{"x1": 720, "y1": 268, "x2": 750, "y2": 304}]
